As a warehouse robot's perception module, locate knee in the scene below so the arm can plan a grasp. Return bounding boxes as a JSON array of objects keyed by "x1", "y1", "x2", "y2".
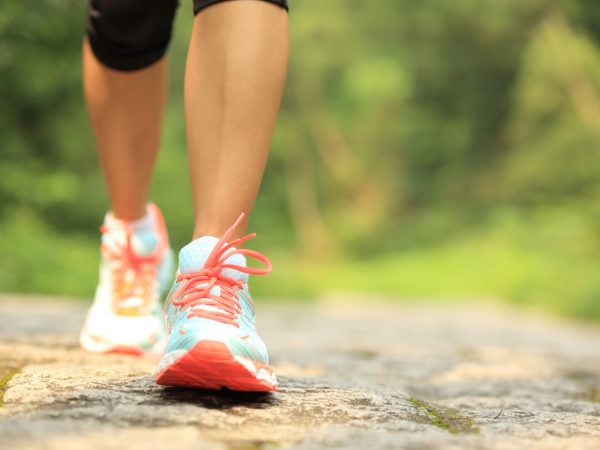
[{"x1": 86, "y1": 0, "x2": 178, "y2": 71}]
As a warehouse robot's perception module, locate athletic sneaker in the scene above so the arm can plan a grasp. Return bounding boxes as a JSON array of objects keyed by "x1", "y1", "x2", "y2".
[
  {"x1": 156, "y1": 213, "x2": 277, "y2": 391},
  {"x1": 80, "y1": 203, "x2": 174, "y2": 356}
]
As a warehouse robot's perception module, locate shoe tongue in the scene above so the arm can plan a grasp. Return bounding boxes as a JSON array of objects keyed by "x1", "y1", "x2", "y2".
[
  {"x1": 103, "y1": 212, "x2": 158, "y2": 257},
  {"x1": 102, "y1": 228, "x2": 158, "y2": 257},
  {"x1": 178, "y1": 236, "x2": 248, "y2": 282},
  {"x1": 130, "y1": 231, "x2": 158, "y2": 256}
]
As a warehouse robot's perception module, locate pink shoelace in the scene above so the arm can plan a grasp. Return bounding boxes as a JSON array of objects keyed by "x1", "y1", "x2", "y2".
[
  {"x1": 100, "y1": 223, "x2": 161, "y2": 309},
  {"x1": 171, "y1": 213, "x2": 272, "y2": 329}
]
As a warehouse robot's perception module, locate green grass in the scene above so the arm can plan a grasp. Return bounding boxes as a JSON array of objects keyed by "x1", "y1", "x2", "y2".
[
  {"x1": 256, "y1": 208, "x2": 600, "y2": 321},
  {"x1": 2, "y1": 205, "x2": 600, "y2": 321},
  {"x1": 0, "y1": 209, "x2": 98, "y2": 297}
]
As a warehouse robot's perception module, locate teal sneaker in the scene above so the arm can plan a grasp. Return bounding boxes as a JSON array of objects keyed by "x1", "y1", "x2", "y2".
[{"x1": 155, "y1": 213, "x2": 277, "y2": 391}]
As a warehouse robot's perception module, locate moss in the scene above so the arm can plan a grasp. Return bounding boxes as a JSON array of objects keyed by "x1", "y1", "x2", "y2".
[
  {"x1": 353, "y1": 350, "x2": 379, "y2": 360},
  {"x1": 409, "y1": 397, "x2": 480, "y2": 434},
  {"x1": 431, "y1": 417, "x2": 450, "y2": 430},
  {"x1": 565, "y1": 371, "x2": 600, "y2": 403},
  {"x1": 584, "y1": 387, "x2": 600, "y2": 403},
  {"x1": 409, "y1": 397, "x2": 427, "y2": 408},
  {"x1": 0, "y1": 367, "x2": 21, "y2": 407}
]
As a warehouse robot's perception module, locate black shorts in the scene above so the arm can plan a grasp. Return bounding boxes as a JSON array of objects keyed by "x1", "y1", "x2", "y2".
[{"x1": 86, "y1": 0, "x2": 289, "y2": 72}]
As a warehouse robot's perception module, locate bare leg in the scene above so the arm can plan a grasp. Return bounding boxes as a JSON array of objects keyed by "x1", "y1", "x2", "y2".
[
  {"x1": 83, "y1": 39, "x2": 168, "y2": 220},
  {"x1": 185, "y1": 1, "x2": 289, "y2": 240}
]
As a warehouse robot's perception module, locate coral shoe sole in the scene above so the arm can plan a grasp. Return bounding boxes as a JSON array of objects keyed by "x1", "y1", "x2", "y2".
[{"x1": 155, "y1": 340, "x2": 277, "y2": 391}]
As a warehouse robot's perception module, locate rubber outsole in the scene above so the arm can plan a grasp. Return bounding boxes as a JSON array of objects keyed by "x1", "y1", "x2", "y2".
[
  {"x1": 79, "y1": 312, "x2": 167, "y2": 357},
  {"x1": 155, "y1": 340, "x2": 277, "y2": 392},
  {"x1": 80, "y1": 339, "x2": 162, "y2": 357},
  {"x1": 80, "y1": 327, "x2": 165, "y2": 357},
  {"x1": 104, "y1": 346, "x2": 146, "y2": 356}
]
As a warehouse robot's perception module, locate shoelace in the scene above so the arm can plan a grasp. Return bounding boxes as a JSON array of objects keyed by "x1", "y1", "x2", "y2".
[
  {"x1": 171, "y1": 213, "x2": 272, "y2": 329},
  {"x1": 100, "y1": 224, "x2": 161, "y2": 306}
]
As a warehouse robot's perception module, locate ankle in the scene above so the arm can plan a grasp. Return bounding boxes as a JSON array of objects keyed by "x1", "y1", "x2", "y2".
[
  {"x1": 109, "y1": 203, "x2": 149, "y2": 222},
  {"x1": 106, "y1": 204, "x2": 154, "y2": 232}
]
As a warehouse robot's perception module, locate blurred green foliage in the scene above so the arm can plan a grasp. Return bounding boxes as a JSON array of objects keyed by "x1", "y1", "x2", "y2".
[{"x1": 2, "y1": 0, "x2": 600, "y2": 319}]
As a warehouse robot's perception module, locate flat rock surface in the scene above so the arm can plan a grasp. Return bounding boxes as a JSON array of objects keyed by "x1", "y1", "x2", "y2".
[{"x1": 0, "y1": 294, "x2": 599, "y2": 449}]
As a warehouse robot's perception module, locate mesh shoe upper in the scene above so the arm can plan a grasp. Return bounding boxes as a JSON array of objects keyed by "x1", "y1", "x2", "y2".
[
  {"x1": 163, "y1": 213, "x2": 272, "y2": 365},
  {"x1": 81, "y1": 203, "x2": 174, "y2": 355}
]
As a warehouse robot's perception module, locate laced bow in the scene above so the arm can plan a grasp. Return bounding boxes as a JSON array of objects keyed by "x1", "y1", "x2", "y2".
[{"x1": 171, "y1": 213, "x2": 272, "y2": 329}]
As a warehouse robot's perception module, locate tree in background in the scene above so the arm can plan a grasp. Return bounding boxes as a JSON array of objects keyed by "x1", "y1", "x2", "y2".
[{"x1": 2, "y1": 0, "x2": 600, "y2": 318}]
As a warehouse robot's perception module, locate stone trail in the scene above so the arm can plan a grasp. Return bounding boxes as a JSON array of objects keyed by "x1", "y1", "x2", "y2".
[{"x1": 0, "y1": 294, "x2": 599, "y2": 449}]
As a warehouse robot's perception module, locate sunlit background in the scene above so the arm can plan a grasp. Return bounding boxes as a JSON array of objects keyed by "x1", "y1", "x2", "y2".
[{"x1": 2, "y1": 0, "x2": 600, "y2": 320}]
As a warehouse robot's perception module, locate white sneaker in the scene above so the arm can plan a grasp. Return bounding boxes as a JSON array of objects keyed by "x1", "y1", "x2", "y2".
[{"x1": 80, "y1": 203, "x2": 174, "y2": 356}]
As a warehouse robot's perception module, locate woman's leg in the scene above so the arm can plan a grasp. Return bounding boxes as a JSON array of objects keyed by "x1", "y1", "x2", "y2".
[
  {"x1": 155, "y1": 1, "x2": 288, "y2": 391},
  {"x1": 83, "y1": 40, "x2": 168, "y2": 220},
  {"x1": 185, "y1": 1, "x2": 289, "y2": 240},
  {"x1": 81, "y1": 1, "x2": 177, "y2": 356}
]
